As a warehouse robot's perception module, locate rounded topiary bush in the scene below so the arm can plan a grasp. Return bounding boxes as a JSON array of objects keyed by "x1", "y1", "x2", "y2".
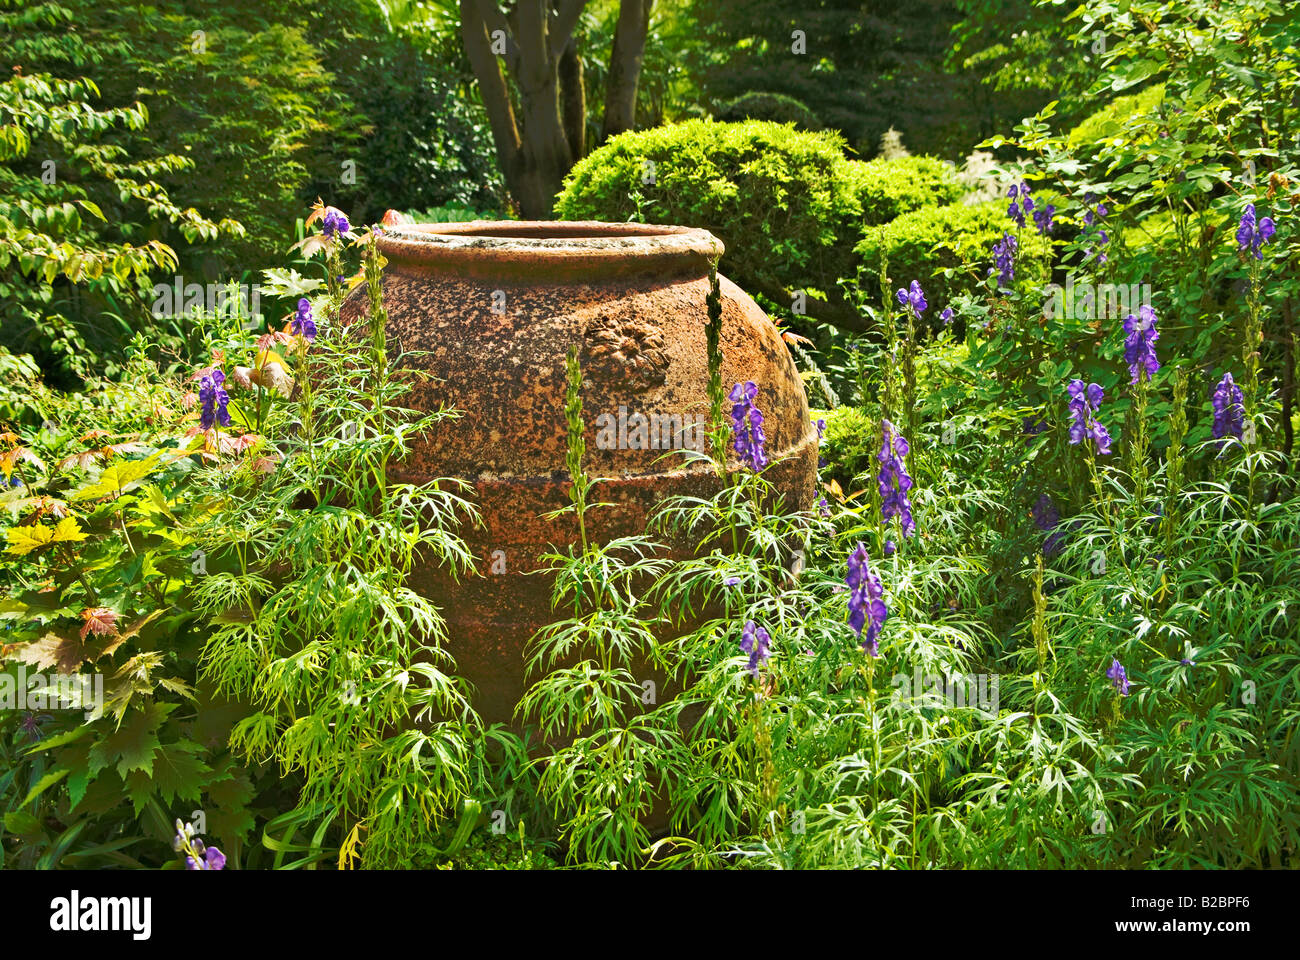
[
  {"x1": 714, "y1": 91, "x2": 822, "y2": 129},
  {"x1": 557, "y1": 119, "x2": 859, "y2": 315},
  {"x1": 853, "y1": 201, "x2": 1053, "y2": 306},
  {"x1": 847, "y1": 156, "x2": 964, "y2": 227},
  {"x1": 556, "y1": 119, "x2": 963, "y2": 330}
]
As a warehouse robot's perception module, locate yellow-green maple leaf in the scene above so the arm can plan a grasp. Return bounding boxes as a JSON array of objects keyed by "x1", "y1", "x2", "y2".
[
  {"x1": 70, "y1": 452, "x2": 165, "y2": 502},
  {"x1": 4, "y1": 516, "x2": 87, "y2": 556}
]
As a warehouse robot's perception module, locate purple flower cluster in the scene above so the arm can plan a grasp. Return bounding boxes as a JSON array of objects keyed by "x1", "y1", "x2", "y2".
[
  {"x1": 1212, "y1": 371, "x2": 1245, "y2": 443},
  {"x1": 291, "y1": 298, "x2": 317, "y2": 341},
  {"x1": 1122, "y1": 304, "x2": 1160, "y2": 384},
  {"x1": 1236, "y1": 203, "x2": 1276, "y2": 259},
  {"x1": 198, "y1": 369, "x2": 231, "y2": 431},
  {"x1": 321, "y1": 207, "x2": 351, "y2": 237},
  {"x1": 1066, "y1": 379, "x2": 1112, "y2": 455},
  {"x1": 1032, "y1": 493, "x2": 1067, "y2": 557},
  {"x1": 1082, "y1": 194, "x2": 1110, "y2": 264},
  {"x1": 1106, "y1": 658, "x2": 1130, "y2": 696},
  {"x1": 174, "y1": 819, "x2": 225, "y2": 870},
  {"x1": 729, "y1": 381, "x2": 768, "y2": 472},
  {"x1": 740, "y1": 620, "x2": 772, "y2": 677},
  {"x1": 1032, "y1": 493, "x2": 1059, "y2": 531},
  {"x1": 878, "y1": 419, "x2": 915, "y2": 537},
  {"x1": 1033, "y1": 203, "x2": 1056, "y2": 236},
  {"x1": 992, "y1": 232, "x2": 1018, "y2": 289},
  {"x1": 1007, "y1": 181, "x2": 1034, "y2": 229},
  {"x1": 846, "y1": 542, "x2": 887, "y2": 657},
  {"x1": 896, "y1": 280, "x2": 927, "y2": 319}
]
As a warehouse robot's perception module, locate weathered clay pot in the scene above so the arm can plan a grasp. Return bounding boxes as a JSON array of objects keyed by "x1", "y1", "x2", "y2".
[{"x1": 340, "y1": 221, "x2": 817, "y2": 726}]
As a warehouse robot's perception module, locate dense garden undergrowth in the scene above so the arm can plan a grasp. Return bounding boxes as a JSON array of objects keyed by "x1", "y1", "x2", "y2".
[{"x1": 3, "y1": 0, "x2": 1299, "y2": 870}]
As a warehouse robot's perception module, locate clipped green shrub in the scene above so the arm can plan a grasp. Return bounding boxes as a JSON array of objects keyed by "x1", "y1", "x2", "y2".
[
  {"x1": 812, "y1": 405, "x2": 876, "y2": 485},
  {"x1": 556, "y1": 119, "x2": 963, "y2": 330},
  {"x1": 854, "y1": 201, "x2": 1053, "y2": 306},
  {"x1": 556, "y1": 118, "x2": 861, "y2": 320},
  {"x1": 714, "y1": 91, "x2": 822, "y2": 129},
  {"x1": 847, "y1": 156, "x2": 964, "y2": 227}
]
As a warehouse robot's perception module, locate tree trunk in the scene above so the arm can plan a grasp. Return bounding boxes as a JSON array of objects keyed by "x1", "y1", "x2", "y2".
[
  {"x1": 559, "y1": 36, "x2": 586, "y2": 161},
  {"x1": 458, "y1": 0, "x2": 587, "y2": 219},
  {"x1": 601, "y1": 0, "x2": 653, "y2": 143}
]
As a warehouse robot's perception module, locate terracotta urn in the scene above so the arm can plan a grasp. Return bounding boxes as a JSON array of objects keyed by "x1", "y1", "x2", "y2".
[{"x1": 340, "y1": 221, "x2": 818, "y2": 726}]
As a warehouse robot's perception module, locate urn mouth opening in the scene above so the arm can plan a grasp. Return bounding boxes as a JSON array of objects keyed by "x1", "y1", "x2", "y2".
[{"x1": 378, "y1": 220, "x2": 724, "y2": 282}]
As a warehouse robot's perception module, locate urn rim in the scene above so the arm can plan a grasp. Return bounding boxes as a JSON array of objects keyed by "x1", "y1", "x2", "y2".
[{"x1": 377, "y1": 220, "x2": 725, "y2": 282}]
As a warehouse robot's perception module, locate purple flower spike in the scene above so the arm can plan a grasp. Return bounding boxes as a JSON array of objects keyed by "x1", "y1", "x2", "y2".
[
  {"x1": 740, "y1": 620, "x2": 772, "y2": 677},
  {"x1": 728, "y1": 381, "x2": 769, "y2": 472},
  {"x1": 1066, "y1": 379, "x2": 1112, "y2": 456},
  {"x1": 846, "y1": 543, "x2": 887, "y2": 657},
  {"x1": 1033, "y1": 203, "x2": 1056, "y2": 235},
  {"x1": 992, "y1": 232, "x2": 1018, "y2": 289},
  {"x1": 1212, "y1": 372, "x2": 1245, "y2": 446},
  {"x1": 877, "y1": 419, "x2": 916, "y2": 538},
  {"x1": 321, "y1": 207, "x2": 351, "y2": 237},
  {"x1": 1106, "y1": 658, "x2": 1130, "y2": 696},
  {"x1": 1122, "y1": 304, "x2": 1160, "y2": 384},
  {"x1": 291, "y1": 298, "x2": 317, "y2": 341},
  {"x1": 1236, "y1": 203, "x2": 1276, "y2": 259},
  {"x1": 198, "y1": 369, "x2": 231, "y2": 431},
  {"x1": 895, "y1": 280, "x2": 928, "y2": 319}
]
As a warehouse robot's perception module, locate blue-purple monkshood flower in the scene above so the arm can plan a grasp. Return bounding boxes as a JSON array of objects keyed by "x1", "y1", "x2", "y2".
[
  {"x1": 198, "y1": 369, "x2": 231, "y2": 431},
  {"x1": 896, "y1": 280, "x2": 927, "y2": 320},
  {"x1": 1032, "y1": 493, "x2": 1067, "y2": 557},
  {"x1": 740, "y1": 620, "x2": 772, "y2": 677},
  {"x1": 1106, "y1": 658, "x2": 1130, "y2": 696},
  {"x1": 878, "y1": 419, "x2": 916, "y2": 538},
  {"x1": 846, "y1": 542, "x2": 888, "y2": 657},
  {"x1": 1081, "y1": 194, "x2": 1110, "y2": 264},
  {"x1": 1236, "y1": 203, "x2": 1276, "y2": 260},
  {"x1": 939, "y1": 307, "x2": 953, "y2": 326},
  {"x1": 992, "y1": 232, "x2": 1018, "y2": 289},
  {"x1": 729, "y1": 381, "x2": 769, "y2": 472},
  {"x1": 1033, "y1": 203, "x2": 1056, "y2": 236},
  {"x1": 1212, "y1": 371, "x2": 1245, "y2": 445},
  {"x1": 817, "y1": 497, "x2": 831, "y2": 518},
  {"x1": 1022, "y1": 417, "x2": 1048, "y2": 437},
  {"x1": 1066, "y1": 379, "x2": 1113, "y2": 455},
  {"x1": 814, "y1": 418, "x2": 826, "y2": 441},
  {"x1": 1007, "y1": 181, "x2": 1034, "y2": 229},
  {"x1": 321, "y1": 207, "x2": 351, "y2": 237},
  {"x1": 884, "y1": 539, "x2": 896, "y2": 556},
  {"x1": 1032, "y1": 493, "x2": 1060, "y2": 531},
  {"x1": 291, "y1": 298, "x2": 317, "y2": 341},
  {"x1": 1122, "y1": 304, "x2": 1160, "y2": 384}
]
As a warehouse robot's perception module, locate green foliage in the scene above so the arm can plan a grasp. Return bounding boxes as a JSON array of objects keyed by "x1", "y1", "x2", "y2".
[
  {"x1": 4, "y1": 0, "x2": 502, "y2": 382},
  {"x1": 687, "y1": 0, "x2": 1068, "y2": 158},
  {"x1": 0, "y1": 56, "x2": 238, "y2": 384},
  {"x1": 0, "y1": 345, "x2": 258, "y2": 868},
  {"x1": 847, "y1": 155, "x2": 965, "y2": 227},
  {"x1": 714, "y1": 91, "x2": 821, "y2": 129}
]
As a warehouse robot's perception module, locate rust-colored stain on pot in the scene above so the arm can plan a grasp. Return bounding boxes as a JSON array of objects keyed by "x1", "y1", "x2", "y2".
[{"x1": 340, "y1": 221, "x2": 818, "y2": 725}]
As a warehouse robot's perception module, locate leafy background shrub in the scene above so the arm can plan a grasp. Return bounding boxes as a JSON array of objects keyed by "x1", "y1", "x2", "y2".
[{"x1": 714, "y1": 91, "x2": 822, "y2": 129}]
